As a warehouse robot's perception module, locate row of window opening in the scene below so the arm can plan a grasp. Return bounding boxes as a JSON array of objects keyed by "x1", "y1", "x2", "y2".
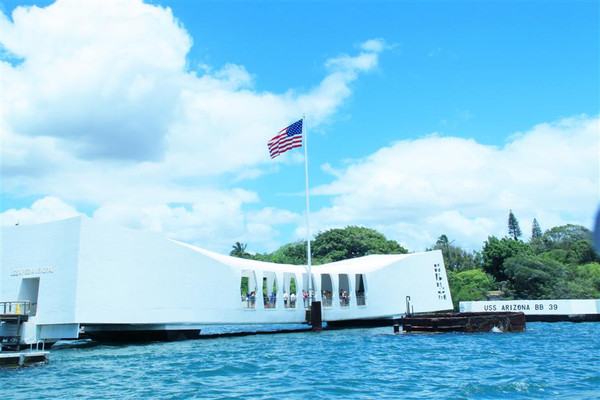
[{"x1": 240, "y1": 272, "x2": 367, "y2": 309}]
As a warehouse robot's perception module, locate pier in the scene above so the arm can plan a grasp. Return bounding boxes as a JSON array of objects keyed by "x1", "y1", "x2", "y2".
[
  {"x1": 0, "y1": 351, "x2": 49, "y2": 367},
  {"x1": 0, "y1": 301, "x2": 31, "y2": 351},
  {"x1": 1, "y1": 301, "x2": 49, "y2": 367}
]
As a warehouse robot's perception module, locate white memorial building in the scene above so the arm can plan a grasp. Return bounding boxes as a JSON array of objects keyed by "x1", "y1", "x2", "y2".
[{"x1": 1, "y1": 217, "x2": 452, "y2": 346}]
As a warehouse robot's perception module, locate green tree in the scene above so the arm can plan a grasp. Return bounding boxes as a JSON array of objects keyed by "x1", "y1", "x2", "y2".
[
  {"x1": 259, "y1": 226, "x2": 407, "y2": 265},
  {"x1": 447, "y1": 269, "x2": 495, "y2": 310},
  {"x1": 573, "y1": 262, "x2": 600, "y2": 295},
  {"x1": 531, "y1": 224, "x2": 599, "y2": 265},
  {"x1": 312, "y1": 226, "x2": 407, "y2": 263},
  {"x1": 531, "y1": 218, "x2": 542, "y2": 239},
  {"x1": 429, "y1": 234, "x2": 482, "y2": 272},
  {"x1": 436, "y1": 234, "x2": 451, "y2": 248},
  {"x1": 481, "y1": 236, "x2": 532, "y2": 282},
  {"x1": 230, "y1": 242, "x2": 249, "y2": 258},
  {"x1": 268, "y1": 241, "x2": 307, "y2": 265},
  {"x1": 508, "y1": 209, "x2": 522, "y2": 240},
  {"x1": 543, "y1": 224, "x2": 592, "y2": 244},
  {"x1": 503, "y1": 253, "x2": 567, "y2": 299},
  {"x1": 240, "y1": 277, "x2": 249, "y2": 294}
]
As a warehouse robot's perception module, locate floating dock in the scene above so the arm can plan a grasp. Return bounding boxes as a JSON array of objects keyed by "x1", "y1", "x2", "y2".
[
  {"x1": 399, "y1": 312, "x2": 526, "y2": 333},
  {"x1": 0, "y1": 351, "x2": 49, "y2": 367}
]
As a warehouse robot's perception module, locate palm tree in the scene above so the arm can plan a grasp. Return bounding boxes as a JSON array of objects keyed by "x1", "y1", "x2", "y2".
[{"x1": 230, "y1": 242, "x2": 248, "y2": 258}]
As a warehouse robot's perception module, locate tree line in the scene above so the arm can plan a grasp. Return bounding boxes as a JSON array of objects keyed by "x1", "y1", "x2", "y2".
[
  {"x1": 231, "y1": 211, "x2": 600, "y2": 310},
  {"x1": 230, "y1": 225, "x2": 407, "y2": 264}
]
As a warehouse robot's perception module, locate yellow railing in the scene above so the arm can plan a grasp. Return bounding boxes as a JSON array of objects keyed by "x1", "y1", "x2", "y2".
[{"x1": 0, "y1": 301, "x2": 31, "y2": 316}]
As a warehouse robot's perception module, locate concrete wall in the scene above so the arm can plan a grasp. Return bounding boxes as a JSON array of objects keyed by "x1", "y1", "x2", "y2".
[
  {"x1": 1, "y1": 218, "x2": 81, "y2": 324},
  {"x1": 74, "y1": 218, "x2": 308, "y2": 325},
  {"x1": 320, "y1": 251, "x2": 452, "y2": 321},
  {"x1": 2, "y1": 217, "x2": 453, "y2": 328}
]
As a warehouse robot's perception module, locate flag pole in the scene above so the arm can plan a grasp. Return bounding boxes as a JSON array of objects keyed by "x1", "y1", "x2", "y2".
[{"x1": 302, "y1": 114, "x2": 313, "y2": 304}]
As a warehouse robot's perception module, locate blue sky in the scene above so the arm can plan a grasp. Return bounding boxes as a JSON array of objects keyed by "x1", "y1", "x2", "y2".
[{"x1": 1, "y1": 0, "x2": 598, "y2": 254}]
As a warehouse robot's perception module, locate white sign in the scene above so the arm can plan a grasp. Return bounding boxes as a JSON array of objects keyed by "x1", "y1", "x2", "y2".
[
  {"x1": 10, "y1": 267, "x2": 55, "y2": 277},
  {"x1": 460, "y1": 299, "x2": 599, "y2": 315}
]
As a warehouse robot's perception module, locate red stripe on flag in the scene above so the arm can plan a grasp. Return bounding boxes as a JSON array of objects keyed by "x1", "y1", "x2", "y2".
[
  {"x1": 269, "y1": 137, "x2": 302, "y2": 158},
  {"x1": 268, "y1": 120, "x2": 303, "y2": 159}
]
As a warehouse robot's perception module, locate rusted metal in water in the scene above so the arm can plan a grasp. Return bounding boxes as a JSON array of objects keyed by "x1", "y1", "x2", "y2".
[{"x1": 399, "y1": 312, "x2": 526, "y2": 333}]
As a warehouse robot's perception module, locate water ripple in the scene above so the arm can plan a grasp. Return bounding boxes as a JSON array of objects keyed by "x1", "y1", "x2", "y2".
[{"x1": 1, "y1": 322, "x2": 599, "y2": 399}]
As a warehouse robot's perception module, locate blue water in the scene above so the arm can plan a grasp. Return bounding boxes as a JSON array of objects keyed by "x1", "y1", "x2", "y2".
[{"x1": 1, "y1": 322, "x2": 599, "y2": 399}]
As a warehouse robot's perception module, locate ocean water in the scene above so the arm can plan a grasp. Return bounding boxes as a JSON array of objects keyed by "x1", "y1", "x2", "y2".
[{"x1": 1, "y1": 322, "x2": 599, "y2": 399}]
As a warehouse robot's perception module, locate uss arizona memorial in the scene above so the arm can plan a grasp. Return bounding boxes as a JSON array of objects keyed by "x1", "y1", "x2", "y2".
[{"x1": 1, "y1": 217, "x2": 452, "y2": 345}]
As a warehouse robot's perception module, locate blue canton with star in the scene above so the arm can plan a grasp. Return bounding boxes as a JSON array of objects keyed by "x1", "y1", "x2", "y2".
[{"x1": 287, "y1": 119, "x2": 303, "y2": 136}]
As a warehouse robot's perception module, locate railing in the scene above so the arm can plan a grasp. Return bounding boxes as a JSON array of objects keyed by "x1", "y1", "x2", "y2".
[
  {"x1": 30, "y1": 340, "x2": 45, "y2": 351},
  {"x1": 263, "y1": 296, "x2": 277, "y2": 309},
  {"x1": 241, "y1": 296, "x2": 257, "y2": 309},
  {"x1": 1, "y1": 301, "x2": 31, "y2": 316},
  {"x1": 240, "y1": 294, "x2": 366, "y2": 309},
  {"x1": 241, "y1": 295, "x2": 299, "y2": 309},
  {"x1": 283, "y1": 297, "x2": 297, "y2": 309}
]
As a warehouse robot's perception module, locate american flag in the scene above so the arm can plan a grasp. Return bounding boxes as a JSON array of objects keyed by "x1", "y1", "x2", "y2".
[{"x1": 268, "y1": 119, "x2": 303, "y2": 159}]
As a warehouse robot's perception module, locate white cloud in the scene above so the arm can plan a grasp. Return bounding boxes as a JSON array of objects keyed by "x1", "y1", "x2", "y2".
[
  {"x1": 360, "y1": 38, "x2": 389, "y2": 53},
  {"x1": 90, "y1": 187, "x2": 258, "y2": 250},
  {"x1": 1, "y1": 0, "x2": 385, "y2": 253},
  {"x1": 0, "y1": 197, "x2": 81, "y2": 226},
  {"x1": 2, "y1": 0, "x2": 383, "y2": 171},
  {"x1": 2, "y1": 1, "x2": 596, "y2": 257},
  {"x1": 311, "y1": 115, "x2": 599, "y2": 251},
  {"x1": 1, "y1": 0, "x2": 190, "y2": 161},
  {"x1": 243, "y1": 208, "x2": 303, "y2": 253}
]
